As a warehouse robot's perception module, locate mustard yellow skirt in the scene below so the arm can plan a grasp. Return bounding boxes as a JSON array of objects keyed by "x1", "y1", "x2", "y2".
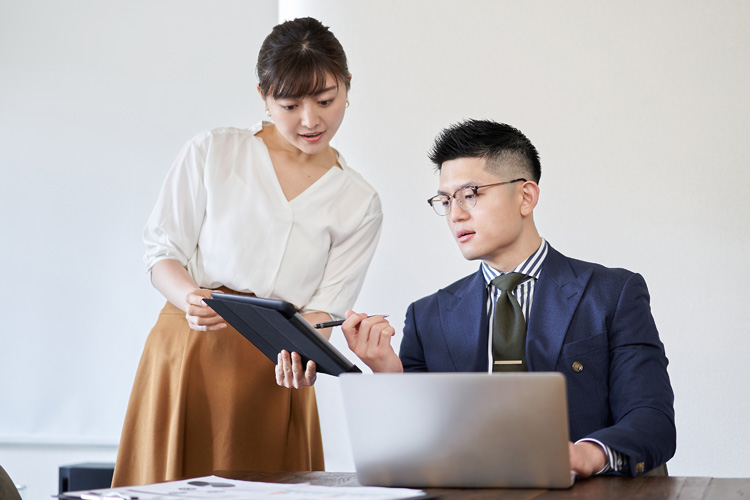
[{"x1": 112, "y1": 298, "x2": 324, "y2": 487}]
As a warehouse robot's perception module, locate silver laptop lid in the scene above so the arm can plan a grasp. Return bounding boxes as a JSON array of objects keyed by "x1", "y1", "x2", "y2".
[{"x1": 339, "y1": 372, "x2": 573, "y2": 489}]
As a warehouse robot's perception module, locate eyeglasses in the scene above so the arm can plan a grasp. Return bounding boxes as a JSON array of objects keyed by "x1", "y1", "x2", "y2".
[{"x1": 426, "y1": 178, "x2": 526, "y2": 216}]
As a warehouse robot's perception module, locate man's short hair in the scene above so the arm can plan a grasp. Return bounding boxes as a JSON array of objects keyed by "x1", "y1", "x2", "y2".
[{"x1": 428, "y1": 119, "x2": 542, "y2": 183}]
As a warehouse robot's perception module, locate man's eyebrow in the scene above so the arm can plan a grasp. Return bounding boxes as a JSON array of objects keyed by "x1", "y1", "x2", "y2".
[{"x1": 437, "y1": 181, "x2": 480, "y2": 195}]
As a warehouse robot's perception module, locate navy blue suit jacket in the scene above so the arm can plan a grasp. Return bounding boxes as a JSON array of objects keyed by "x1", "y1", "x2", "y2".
[{"x1": 399, "y1": 245, "x2": 676, "y2": 476}]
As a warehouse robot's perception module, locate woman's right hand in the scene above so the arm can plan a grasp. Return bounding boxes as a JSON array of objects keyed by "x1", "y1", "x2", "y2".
[
  {"x1": 150, "y1": 260, "x2": 227, "y2": 332},
  {"x1": 184, "y1": 288, "x2": 227, "y2": 331}
]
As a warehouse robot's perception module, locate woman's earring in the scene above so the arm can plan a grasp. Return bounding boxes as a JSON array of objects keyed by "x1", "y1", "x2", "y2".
[
  {"x1": 345, "y1": 100, "x2": 350, "y2": 108},
  {"x1": 265, "y1": 108, "x2": 271, "y2": 117}
]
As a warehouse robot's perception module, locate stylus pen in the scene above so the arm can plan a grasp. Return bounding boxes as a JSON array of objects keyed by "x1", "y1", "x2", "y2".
[{"x1": 313, "y1": 315, "x2": 388, "y2": 329}]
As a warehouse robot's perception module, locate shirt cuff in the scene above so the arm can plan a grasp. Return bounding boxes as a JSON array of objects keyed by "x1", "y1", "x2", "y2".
[{"x1": 575, "y1": 438, "x2": 625, "y2": 474}]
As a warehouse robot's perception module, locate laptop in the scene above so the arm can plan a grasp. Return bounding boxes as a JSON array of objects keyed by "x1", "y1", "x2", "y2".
[{"x1": 339, "y1": 372, "x2": 574, "y2": 489}]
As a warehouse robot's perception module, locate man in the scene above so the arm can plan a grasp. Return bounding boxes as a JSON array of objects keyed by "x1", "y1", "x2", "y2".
[{"x1": 277, "y1": 119, "x2": 676, "y2": 478}]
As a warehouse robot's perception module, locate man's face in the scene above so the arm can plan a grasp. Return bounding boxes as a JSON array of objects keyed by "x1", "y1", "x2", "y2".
[{"x1": 438, "y1": 157, "x2": 526, "y2": 270}]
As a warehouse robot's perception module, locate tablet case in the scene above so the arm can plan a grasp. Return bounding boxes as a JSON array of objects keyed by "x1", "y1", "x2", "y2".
[{"x1": 204, "y1": 293, "x2": 361, "y2": 376}]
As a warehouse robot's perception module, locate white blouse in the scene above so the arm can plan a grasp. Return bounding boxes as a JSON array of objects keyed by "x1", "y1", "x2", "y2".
[{"x1": 143, "y1": 123, "x2": 383, "y2": 319}]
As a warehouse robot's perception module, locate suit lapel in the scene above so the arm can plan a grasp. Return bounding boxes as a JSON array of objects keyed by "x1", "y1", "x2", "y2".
[
  {"x1": 527, "y1": 246, "x2": 592, "y2": 372},
  {"x1": 436, "y1": 269, "x2": 488, "y2": 371}
]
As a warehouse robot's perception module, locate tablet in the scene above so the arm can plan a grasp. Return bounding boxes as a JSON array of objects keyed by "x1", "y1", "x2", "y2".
[{"x1": 204, "y1": 293, "x2": 361, "y2": 376}]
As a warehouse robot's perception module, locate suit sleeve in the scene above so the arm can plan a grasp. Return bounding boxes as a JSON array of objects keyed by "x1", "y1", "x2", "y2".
[
  {"x1": 399, "y1": 302, "x2": 428, "y2": 371},
  {"x1": 586, "y1": 273, "x2": 676, "y2": 476}
]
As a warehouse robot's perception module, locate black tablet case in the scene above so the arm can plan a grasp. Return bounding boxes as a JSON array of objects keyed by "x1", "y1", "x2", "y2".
[{"x1": 204, "y1": 293, "x2": 361, "y2": 376}]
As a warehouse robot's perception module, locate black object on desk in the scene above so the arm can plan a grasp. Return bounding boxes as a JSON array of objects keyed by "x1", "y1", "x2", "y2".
[
  {"x1": 59, "y1": 463, "x2": 115, "y2": 494},
  {"x1": 204, "y1": 294, "x2": 361, "y2": 376}
]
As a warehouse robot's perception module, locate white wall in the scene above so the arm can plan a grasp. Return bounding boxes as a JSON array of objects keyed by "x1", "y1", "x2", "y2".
[
  {"x1": 281, "y1": 0, "x2": 750, "y2": 477},
  {"x1": 0, "y1": 1, "x2": 277, "y2": 498},
  {"x1": 1, "y1": 0, "x2": 749, "y2": 497}
]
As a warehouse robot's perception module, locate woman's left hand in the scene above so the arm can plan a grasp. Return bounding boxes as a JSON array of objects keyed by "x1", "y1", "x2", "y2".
[{"x1": 276, "y1": 350, "x2": 317, "y2": 388}]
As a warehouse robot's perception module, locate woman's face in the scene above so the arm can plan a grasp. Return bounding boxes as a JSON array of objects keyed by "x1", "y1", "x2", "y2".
[{"x1": 264, "y1": 73, "x2": 348, "y2": 155}]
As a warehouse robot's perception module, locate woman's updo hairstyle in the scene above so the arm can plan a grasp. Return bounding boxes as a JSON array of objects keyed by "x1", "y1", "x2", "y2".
[{"x1": 257, "y1": 17, "x2": 351, "y2": 100}]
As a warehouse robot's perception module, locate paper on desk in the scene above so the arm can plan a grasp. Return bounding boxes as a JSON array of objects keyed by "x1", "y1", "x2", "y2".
[{"x1": 61, "y1": 475, "x2": 427, "y2": 500}]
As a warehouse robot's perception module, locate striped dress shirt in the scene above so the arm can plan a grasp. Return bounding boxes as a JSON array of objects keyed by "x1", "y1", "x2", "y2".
[{"x1": 481, "y1": 239, "x2": 623, "y2": 474}]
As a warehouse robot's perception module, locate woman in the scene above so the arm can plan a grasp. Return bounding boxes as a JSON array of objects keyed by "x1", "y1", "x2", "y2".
[{"x1": 112, "y1": 17, "x2": 382, "y2": 486}]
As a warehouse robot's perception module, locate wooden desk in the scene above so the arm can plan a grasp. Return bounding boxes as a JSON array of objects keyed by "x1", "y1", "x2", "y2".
[{"x1": 217, "y1": 471, "x2": 749, "y2": 500}]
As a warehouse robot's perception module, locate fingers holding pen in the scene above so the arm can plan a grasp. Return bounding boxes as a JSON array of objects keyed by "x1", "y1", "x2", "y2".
[
  {"x1": 364, "y1": 317, "x2": 396, "y2": 349},
  {"x1": 341, "y1": 310, "x2": 400, "y2": 372},
  {"x1": 341, "y1": 311, "x2": 390, "y2": 349}
]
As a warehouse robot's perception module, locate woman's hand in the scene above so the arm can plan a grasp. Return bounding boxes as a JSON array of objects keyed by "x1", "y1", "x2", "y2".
[
  {"x1": 276, "y1": 350, "x2": 317, "y2": 388},
  {"x1": 150, "y1": 260, "x2": 227, "y2": 332},
  {"x1": 275, "y1": 311, "x2": 331, "y2": 388},
  {"x1": 184, "y1": 288, "x2": 227, "y2": 331}
]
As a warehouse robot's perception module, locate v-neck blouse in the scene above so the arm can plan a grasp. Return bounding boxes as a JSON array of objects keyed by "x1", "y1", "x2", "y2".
[{"x1": 143, "y1": 123, "x2": 383, "y2": 318}]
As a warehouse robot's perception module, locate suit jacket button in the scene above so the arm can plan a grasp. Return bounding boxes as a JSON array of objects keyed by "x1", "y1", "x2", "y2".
[
  {"x1": 636, "y1": 462, "x2": 645, "y2": 474},
  {"x1": 572, "y1": 361, "x2": 584, "y2": 373}
]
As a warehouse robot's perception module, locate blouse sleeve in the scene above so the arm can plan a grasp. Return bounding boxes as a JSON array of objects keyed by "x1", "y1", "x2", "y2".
[
  {"x1": 142, "y1": 133, "x2": 209, "y2": 272},
  {"x1": 302, "y1": 193, "x2": 383, "y2": 320}
]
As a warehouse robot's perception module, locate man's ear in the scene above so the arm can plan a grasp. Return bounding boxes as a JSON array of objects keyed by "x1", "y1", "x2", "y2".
[{"x1": 520, "y1": 181, "x2": 540, "y2": 216}]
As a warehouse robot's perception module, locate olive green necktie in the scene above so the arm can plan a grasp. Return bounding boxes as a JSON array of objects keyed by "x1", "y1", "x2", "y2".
[{"x1": 491, "y1": 272, "x2": 528, "y2": 372}]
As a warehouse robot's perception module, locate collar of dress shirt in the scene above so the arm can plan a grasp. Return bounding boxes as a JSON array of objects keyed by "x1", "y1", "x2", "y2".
[{"x1": 481, "y1": 238, "x2": 549, "y2": 286}]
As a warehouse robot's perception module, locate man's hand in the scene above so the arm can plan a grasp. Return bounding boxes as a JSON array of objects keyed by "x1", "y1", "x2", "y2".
[
  {"x1": 276, "y1": 350, "x2": 317, "y2": 388},
  {"x1": 184, "y1": 289, "x2": 227, "y2": 331},
  {"x1": 568, "y1": 441, "x2": 607, "y2": 478},
  {"x1": 341, "y1": 311, "x2": 403, "y2": 373}
]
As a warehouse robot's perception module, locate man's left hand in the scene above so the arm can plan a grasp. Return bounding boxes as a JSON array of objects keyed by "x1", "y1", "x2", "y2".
[{"x1": 568, "y1": 441, "x2": 607, "y2": 478}]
